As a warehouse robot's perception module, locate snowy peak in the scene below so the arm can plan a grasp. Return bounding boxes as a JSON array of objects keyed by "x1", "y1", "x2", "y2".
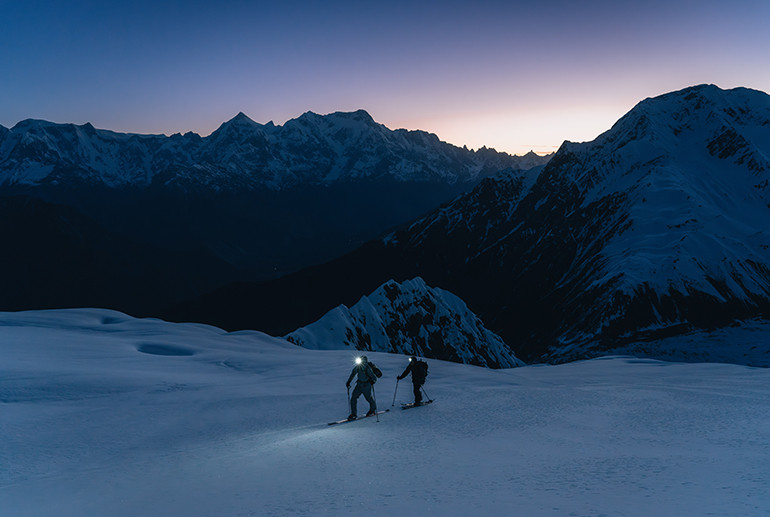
[
  {"x1": 337, "y1": 108, "x2": 377, "y2": 124},
  {"x1": 538, "y1": 85, "x2": 770, "y2": 303},
  {"x1": 210, "y1": 111, "x2": 263, "y2": 135},
  {"x1": 231, "y1": 111, "x2": 257, "y2": 124},
  {"x1": 296, "y1": 109, "x2": 377, "y2": 127},
  {"x1": 552, "y1": 84, "x2": 770, "y2": 205},
  {"x1": 286, "y1": 277, "x2": 525, "y2": 368},
  {"x1": 10, "y1": 118, "x2": 60, "y2": 132},
  {"x1": 526, "y1": 86, "x2": 770, "y2": 353}
]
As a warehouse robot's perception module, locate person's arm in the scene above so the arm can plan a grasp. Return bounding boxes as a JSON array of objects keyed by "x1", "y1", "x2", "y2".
[
  {"x1": 346, "y1": 367, "x2": 357, "y2": 386},
  {"x1": 397, "y1": 363, "x2": 412, "y2": 380}
]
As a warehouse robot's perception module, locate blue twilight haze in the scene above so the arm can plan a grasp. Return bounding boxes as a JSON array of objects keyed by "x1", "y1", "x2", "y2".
[{"x1": 1, "y1": 0, "x2": 769, "y2": 154}]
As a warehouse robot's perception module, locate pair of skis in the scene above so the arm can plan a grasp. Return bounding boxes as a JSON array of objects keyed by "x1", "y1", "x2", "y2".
[
  {"x1": 327, "y1": 399, "x2": 435, "y2": 425},
  {"x1": 328, "y1": 409, "x2": 390, "y2": 426},
  {"x1": 400, "y1": 399, "x2": 434, "y2": 410}
]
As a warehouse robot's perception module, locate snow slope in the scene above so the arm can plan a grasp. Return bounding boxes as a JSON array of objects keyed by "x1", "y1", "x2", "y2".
[{"x1": 2, "y1": 309, "x2": 770, "y2": 516}]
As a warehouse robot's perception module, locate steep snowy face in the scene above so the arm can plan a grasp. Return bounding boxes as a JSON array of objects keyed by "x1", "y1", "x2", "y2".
[
  {"x1": 599, "y1": 87, "x2": 770, "y2": 296},
  {"x1": 531, "y1": 85, "x2": 770, "y2": 350},
  {"x1": 286, "y1": 277, "x2": 525, "y2": 368},
  {"x1": 0, "y1": 111, "x2": 549, "y2": 190}
]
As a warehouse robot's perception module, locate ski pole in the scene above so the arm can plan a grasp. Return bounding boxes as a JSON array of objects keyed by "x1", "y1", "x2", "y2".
[
  {"x1": 372, "y1": 383, "x2": 379, "y2": 422},
  {"x1": 392, "y1": 378, "x2": 399, "y2": 407},
  {"x1": 347, "y1": 385, "x2": 351, "y2": 415},
  {"x1": 421, "y1": 385, "x2": 431, "y2": 402}
]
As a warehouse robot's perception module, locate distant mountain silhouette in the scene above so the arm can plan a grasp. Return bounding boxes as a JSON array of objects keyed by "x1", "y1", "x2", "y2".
[{"x1": 0, "y1": 110, "x2": 548, "y2": 312}]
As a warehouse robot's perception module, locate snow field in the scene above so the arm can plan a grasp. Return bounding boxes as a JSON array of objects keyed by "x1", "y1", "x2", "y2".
[{"x1": 2, "y1": 309, "x2": 770, "y2": 516}]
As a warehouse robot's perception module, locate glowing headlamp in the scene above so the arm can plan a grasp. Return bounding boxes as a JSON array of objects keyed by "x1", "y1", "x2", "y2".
[{"x1": 355, "y1": 357, "x2": 362, "y2": 365}]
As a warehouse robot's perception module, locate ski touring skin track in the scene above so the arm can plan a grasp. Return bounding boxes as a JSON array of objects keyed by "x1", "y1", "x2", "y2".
[
  {"x1": 401, "y1": 399, "x2": 435, "y2": 409},
  {"x1": 328, "y1": 409, "x2": 389, "y2": 426}
]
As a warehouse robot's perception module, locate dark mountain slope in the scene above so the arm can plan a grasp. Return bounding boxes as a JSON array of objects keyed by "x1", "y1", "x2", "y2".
[{"x1": 0, "y1": 196, "x2": 240, "y2": 313}]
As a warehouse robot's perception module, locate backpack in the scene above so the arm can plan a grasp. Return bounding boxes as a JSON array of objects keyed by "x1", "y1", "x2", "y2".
[
  {"x1": 369, "y1": 361, "x2": 383, "y2": 379},
  {"x1": 413, "y1": 360, "x2": 428, "y2": 383}
]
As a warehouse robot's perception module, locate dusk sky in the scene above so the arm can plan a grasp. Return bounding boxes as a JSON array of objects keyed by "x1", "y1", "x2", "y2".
[{"x1": 2, "y1": 0, "x2": 769, "y2": 155}]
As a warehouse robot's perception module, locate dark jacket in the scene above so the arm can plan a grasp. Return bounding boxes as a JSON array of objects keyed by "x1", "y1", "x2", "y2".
[
  {"x1": 398, "y1": 360, "x2": 427, "y2": 384},
  {"x1": 347, "y1": 361, "x2": 377, "y2": 386}
]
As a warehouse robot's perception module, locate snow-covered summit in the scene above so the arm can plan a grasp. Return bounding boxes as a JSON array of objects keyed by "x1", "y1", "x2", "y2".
[
  {"x1": 564, "y1": 84, "x2": 770, "y2": 204},
  {"x1": 538, "y1": 84, "x2": 770, "y2": 317},
  {"x1": 286, "y1": 277, "x2": 524, "y2": 368}
]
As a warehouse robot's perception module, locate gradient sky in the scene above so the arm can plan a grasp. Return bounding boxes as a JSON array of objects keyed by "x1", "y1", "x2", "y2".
[{"x1": 2, "y1": 0, "x2": 769, "y2": 155}]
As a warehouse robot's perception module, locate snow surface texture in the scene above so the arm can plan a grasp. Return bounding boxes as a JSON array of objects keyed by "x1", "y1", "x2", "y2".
[
  {"x1": 3, "y1": 309, "x2": 770, "y2": 516},
  {"x1": 286, "y1": 277, "x2": 525, "y2": 368}
]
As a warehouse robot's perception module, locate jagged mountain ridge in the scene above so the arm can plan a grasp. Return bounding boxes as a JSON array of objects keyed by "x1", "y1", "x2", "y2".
[
  {"x1": 165, "y1": 85, "x2": 770, "y2": 366},
  {"x1": 286, "y1": 277, "x2": 525, "y2": 368},
  {"x1": 0, "y1": 109, "x2": 548, "y2": 190},
  {"x1": 0, "y1": 110, "x2": 551, "y2": 313}
]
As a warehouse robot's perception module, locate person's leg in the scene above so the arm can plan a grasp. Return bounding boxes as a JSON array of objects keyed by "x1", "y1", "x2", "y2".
[
  {"x1": 362, "y1": 383, "x2": 376, "y2": 414},
  {"x1": 413, "y1": 382, "x2": 422, "y2": 404},
  {"x1": 350, "y1": 383, "x2": 363, "y2": 417}
]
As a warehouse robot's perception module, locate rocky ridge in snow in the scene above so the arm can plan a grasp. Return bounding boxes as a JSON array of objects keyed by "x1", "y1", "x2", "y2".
[
  {"x1": 0, "y1": 110, "x2": 549, "y2": 191},
  {"x1": 286, "y1": 277, "x2": 524, "y2": 368}
]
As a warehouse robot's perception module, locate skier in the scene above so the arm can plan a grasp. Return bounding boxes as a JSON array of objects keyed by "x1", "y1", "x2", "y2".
[
  {"x1": 397, "y1": 356, "x2": 428, "y2": 406},
  {"x1": 346, "y1": 355, "x2": 378, "y2": 420}
]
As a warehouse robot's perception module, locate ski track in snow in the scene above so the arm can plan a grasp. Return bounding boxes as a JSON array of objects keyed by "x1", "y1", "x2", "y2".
[{"x1": 1, "y1": 309, "x2": 770, "y2": 516}]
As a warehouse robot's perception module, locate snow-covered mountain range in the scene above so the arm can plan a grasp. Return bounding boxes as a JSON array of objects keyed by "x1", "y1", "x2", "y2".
[
  {"x1": 0, "y1": 110, "x2": 548, "y2": 314},
  {"x1": 0, "y1": 109, "x2": 546, "y2": 190},
  {"x1": 174, "y1": 85, "x2": 770, "y2": 365},
  {"x1": 286, "y1": 277, "x2": 525, "y2": 368}
]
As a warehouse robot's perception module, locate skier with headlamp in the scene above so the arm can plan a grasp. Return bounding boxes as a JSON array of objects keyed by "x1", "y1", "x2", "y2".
[
  {"x1": 397, "y1": 356, "x2": 429, "y2": 406},
  {"x1": 345, "y1": 355, "x2": 378, "y2": 420}
]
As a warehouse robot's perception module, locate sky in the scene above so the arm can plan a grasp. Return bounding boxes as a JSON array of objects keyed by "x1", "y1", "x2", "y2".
[{"x1": 1, "y1": 0, "x2": 769, "y2": 155}]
